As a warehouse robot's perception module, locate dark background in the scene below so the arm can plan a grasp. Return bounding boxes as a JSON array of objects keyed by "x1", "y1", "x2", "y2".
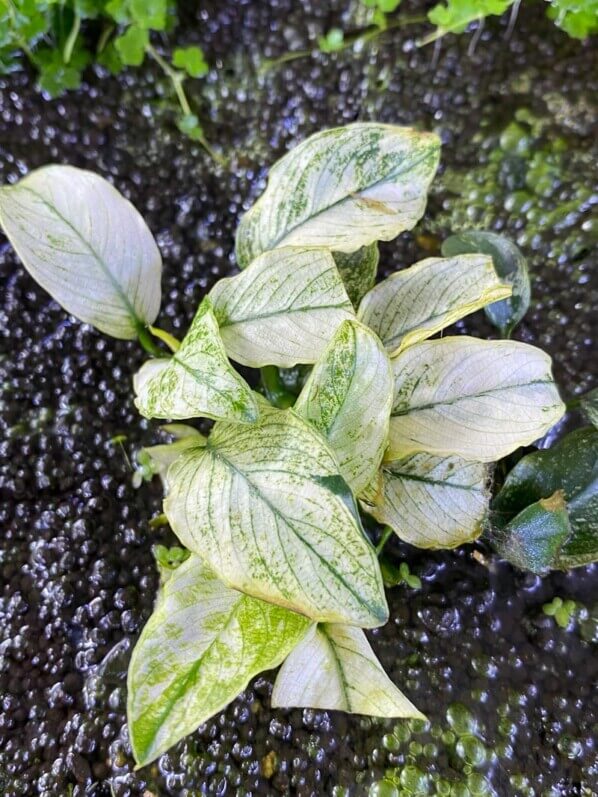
[{"x1": 0, "y1": 1, "x2": 596, "y2": 795}]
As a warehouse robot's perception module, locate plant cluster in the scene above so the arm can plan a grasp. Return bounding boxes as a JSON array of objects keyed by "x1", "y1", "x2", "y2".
[
  {"x1": 0, "y1": 122, "x2": 595, "y2": 768},
  {"x1": 0, "y1": 0, "x2": 216, "y2": 155}
]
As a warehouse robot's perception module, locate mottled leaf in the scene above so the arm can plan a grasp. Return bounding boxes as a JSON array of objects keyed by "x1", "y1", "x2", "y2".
[
  {"x1": 272, "y1": 624, "x2": 423, "y2": 717},
  {"x1": 442, "y1": 231, "x2": 530, "y2": 337},
  {"x1": 164, "y1": 403, "x2": 388, "y2": 627},
  {"x1": 333, "y1": 244, "x2": 379, "y2": 308},
  {"x1": 388, "y1": 336, "x2": 565, "y2": 462},
  {"x1": 210, "y1": 247, "x2": 354, "y2": 368},
  {"x1": 0, "y1": 165, "x2": 161, "y2": 339},
  {"x1": 358, "y1": 254, "x2": 511, "y2": 355},
  {"x1": 362, "y1": 454, "x2": 489, "y2": 549},
  {"x1": 134, "y1": 298, "x2": 258, "y2": 423},
  {"x1": 493, "y1": 427, "x2": 598, "y2": 568},
  {"x1": 137, "y1": 427, "x2": 205, "y2": 491},
  {"x1": 128, "y1": 554, "x2": 310, "y2": 767},
  {"x1": 491, "y1": 491, "x2": 572, "y2": 575},
  {"x1": 581, "y1": 388, "x2": 598, "y2": 429},
  {"x1": 235, "y1": 123, "x2": 440, "y2": 267},
  {"x1": 295, "y1": 319, "x2": 393, "y2": 496}
]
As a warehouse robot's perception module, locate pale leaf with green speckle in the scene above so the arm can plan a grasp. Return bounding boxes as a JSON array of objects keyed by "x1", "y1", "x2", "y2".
[
  {"x1": 388, "y1": 337, "x2": 565, "y2": 462},
  {"x1": 164, "y1": 402, "x2": 388, "y2": 627},
  {"x1": 272, "y1": 623, "x2": 423, "y2": 717},
  {"x1": 361, "y1": 454, "x2": 489, "y2": 549},
  {"x1": 210, "y1": 247, "x2": 354, "y2": 368},
  {"x1": 333, "y1": 244, "x2": 379, "y2": 308},
  {"x1": 127, "y1": 554, "x2": 311, "y2": 767},
  {"x1": 358, "y1": 254, "x2": 511, "y2": 356},
  {"x1": 295, "y1": 319, "x2": 393, "y2": 496},
  {"x1": 235, "y1": 123, "x2": 440, "y2": 268},
  {"x1": 134, "y1": 298, "x2": 258, "y2": 423},
  {"x1": 0, "y1": 165, "x2": 161, "y2": 339}
]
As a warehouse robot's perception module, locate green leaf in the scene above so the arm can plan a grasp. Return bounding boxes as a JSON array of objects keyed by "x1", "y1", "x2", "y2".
[
  {"x1": 427, "y1": 0, "x2": 514, "y2": 36},
  {"x1": 0, "y1": 164, "x2": 162, "y2": 339},
  {"x1": 491, "y1": 491, "x2": 572, "y2": 575},
  {"x1": 172, "y1": 45, "x2": 208, "y2": 78},
  {"x1": 128, "y1": 554, "x2": 310, "y2": 767},
  {"x1": 35, "y1": 45, "x2": 90, "y2": 96},
  {"x1": 130, "y1": 0, "x2": 167, "y2": 30},
  {"x1": 441, "y1": 232, "x2": 531, "y2": 338},
  {"x1": 546, "y1": 0, "x2": 598, "y2": 39},
  {"x1": 388, "y1": 336, "x2": 565, "y2": 462},
  {"x1": 581, "y1": 387, "x2": 598, "y2": 429},
  {"x1": 295, "y1": 319, "x2": 393, "y2": 496},
  {"x1": 210, "y1": 246, "x2": 354, "y2": 368},
  {"x1": 362, "y1": 454, "x2": 489, "y2": 549},
  {"x1": 97, "y1": 41, "x2": 124, "y2": 75},
  {"x1": 358, "y1": 254, "x2": 511, "y2": 356},
  {"x1": 164, "y1": 402, "x2": 388, "y2": 627},
  {"x1": 105, "y1": 0, "x2": 130, "y2": 24},
  {"x1": 134, "y1": 298, "x2": 259, "y2": 424},
  {"x1": 493, "y1": 427, "x2": 598, "y2": 568},
  {"x1": 114, "y1": 25, "x2": 148, "y2": 67},
  {"x1": 318, "y1": 28, "x2": 345, "y2": 53},
  {"x1": 177, "y1": 113, "x2": 204, "y2": 141},
  {"x1": 235, "y1": 123, "x2": 440, "y2": 268},
  {"x1": 272, "y1": 623, "x2": 423, "y2": 717},
  {"x1": 333, "y1": 244, "x2": 379, "y2": 308}
]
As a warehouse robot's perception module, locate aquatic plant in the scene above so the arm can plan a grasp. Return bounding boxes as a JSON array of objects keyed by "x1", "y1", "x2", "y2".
[
  {"x1": 0, "y1": 121, "x2": 592, "y2": 767},
  {"x1": 0, "y1": 0, "x2": 217, "y2": 157}
]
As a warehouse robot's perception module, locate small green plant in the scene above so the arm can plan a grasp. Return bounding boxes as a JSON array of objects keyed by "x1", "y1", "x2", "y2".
[
  {"x1": 542, "y1": 596, "x2": 577, "y2": 628},
  {"x1": 0, "y1": 0, "x2": 218, "y2": 157},
  {"x1": 0, "y1": 122, "x2": 578, "y2": 767}
]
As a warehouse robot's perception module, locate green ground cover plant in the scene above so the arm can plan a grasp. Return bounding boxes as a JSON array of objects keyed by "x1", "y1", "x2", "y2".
[{"x1": 0, "y1": 122, "x2": 594, "y2": 768}]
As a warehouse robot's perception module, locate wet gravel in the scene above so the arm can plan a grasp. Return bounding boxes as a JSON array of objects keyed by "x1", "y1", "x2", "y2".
[{"x1": 0, "y1": 1, "x2": 597, "y2": 795}]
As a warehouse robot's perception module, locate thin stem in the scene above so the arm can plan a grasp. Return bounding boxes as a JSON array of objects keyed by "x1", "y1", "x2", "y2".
[
  {"x1": 63, "y1": 11, "x2": 81, "y2": 64},
  {"x1": 375, "y1": 525, "x2": 393, "y2": 556},
  {"x1": 145, "y1": 42, "x2": 223, "y2": 164},
  {"x1": 97, "y1": 23, "x2": 115, "y2": 55},
  {"x1": 136, "y1": 324, "x2": 164, "y2": 357},
  {"x1": 149, "y1": 325, "x2": 181, "y2": 353},
  {"x1": 260, "y1": 366, "x2": 296, "y2": 409}
]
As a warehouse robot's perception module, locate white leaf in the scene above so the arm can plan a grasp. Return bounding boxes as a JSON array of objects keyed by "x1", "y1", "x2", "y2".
[
  {"x1": 358, "y1": 254, "x2": 511, "y2": 355},
  {"x1": 134, "y1": 298, "x2": 259, "y2": 423},
  {"x1": 235, "y1": 123, "x2": 440, "y2": 267},
  {"x1": 388, "y1": 336, "x2": 565, "y2": 462},
  {"x1": 0, "y1": 165, "x2": 161, "y2": 339},
  {"x1": 164, "y1": 403, "x2": 388, "y2": 627},
  {"x1": 362, "y1": 454, "x2": 490, "y2": 549},
  {"x1": 128, "y1": 554, "x2": 310, "y2": 767},
  {"x1": 272, "y1": 624, "x2": 423, "y2": 718},
  {"x1": 295, "y1": 319, "x2": 393, "y2": 496},
  {"x1": 210, "y1": 247, "x2": 354, "y2": 368}
]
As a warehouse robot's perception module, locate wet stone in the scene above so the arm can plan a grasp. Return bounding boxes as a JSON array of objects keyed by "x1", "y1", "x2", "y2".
[{"x1": 0, "y1": 0, "x2": 597, "y2": 795}]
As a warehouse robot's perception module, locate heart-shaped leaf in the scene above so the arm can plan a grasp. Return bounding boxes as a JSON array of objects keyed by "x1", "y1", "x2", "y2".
[
  {"x1": 210, "y1": 247, "x2": 354, "y2": 368},
  {"x1": 128, "y1": 554, "x2": 310, "y2": 767},
  {"x1": 358, "y1": 254, "x2": 511, "y2": 356},
  {"x1": 164, "y1": 403, "x2": 388, "y2": 627},
  {"x1": 0, "y1": 164, "x2": 161, "y2": 339},
  {"x1": 333, "y1": 244, "x2": 379, "y2": 308},
  {"x1": 441, "y1": 231, "x2": 530, "y2": 338},
  {"x1": 235, "y1": 123, "x2": 440, "y2": 267},
  {"x1": 362, "y1": 454, "x2": 489, "y2": 549},
  {"x1": 493, "y1": 427, "x2": 598, "y2": 568},
  {"x1": 388, "y1": 336, "x2": 565, "y2": 462},
  {"x1": 295, "y1": 319, "x2": 393, "y2": 496},
  {"x1": 271, "y1": 623, "x2": 423, "y2": 717},
  {"x1": 134, "y1": 298, "x2": 259, "y2": 423}
]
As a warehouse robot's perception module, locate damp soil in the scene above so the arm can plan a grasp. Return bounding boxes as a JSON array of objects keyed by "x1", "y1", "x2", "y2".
[{"x1": 0, "y1": 1, "x2": 597, "y2": 795}]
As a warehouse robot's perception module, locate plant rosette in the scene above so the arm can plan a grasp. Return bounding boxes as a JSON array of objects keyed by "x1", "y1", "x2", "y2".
[{"x1": 0, "y1": 122, "x2": 572, "y2": 767}]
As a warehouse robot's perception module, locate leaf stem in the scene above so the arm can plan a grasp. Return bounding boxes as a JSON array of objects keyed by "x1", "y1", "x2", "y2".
[
  {"x1": 63, "y1": 10, "x2": 81, "y2": 65},
  {"x1": 145, "y1": 42, "x2": 223, "y2": 164},
  {"x1": 149, "y1": 325, "x2": 181, "y2": 353},
  {"x1": 565, "y1": 396, "x2": 581, "y2": 411},
  {"x1": 260, "y1": 366, "x2": 296, "y2": 409},
  {"x1": 149, "y1": 512, "x2": 169, "y2": 528},
  {"x1": 375, "y1": 525, "x2": 393, "y2": 556},
  {"x1": 136, "y1": 324, "x2": 164, "y2": 357}
]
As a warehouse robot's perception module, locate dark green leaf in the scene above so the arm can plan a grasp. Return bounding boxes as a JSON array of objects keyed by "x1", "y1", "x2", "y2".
[
  {"x1": 493, "y1": 427, "x2": 598, "y2": 568},
  {"x1": 172, "y1": 45, "x2": 208, "y2": 77},
  {"x1": 581, "y1": 387, "x2": 598, "y2": 429},
  {"x1": 492, "y1": 491, "x2": 572, "y2": 575},
  {"x1": 105, "y1": 0, "x2": 130, "y2": 24},
  {"x1": 441, "y1": 231, "x2": 530, "y2": 337},
  {"x1": 35, "y1": 46, "x2": 90, "y2": 96},
  {"x1": 97, "y1": 41, "x2": 124, "y2": 75}
]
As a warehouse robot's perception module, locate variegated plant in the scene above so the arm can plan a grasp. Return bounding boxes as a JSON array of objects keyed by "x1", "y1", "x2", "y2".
[{"x1": 0, "y1": 122, "x2": 570, "y2": 769}]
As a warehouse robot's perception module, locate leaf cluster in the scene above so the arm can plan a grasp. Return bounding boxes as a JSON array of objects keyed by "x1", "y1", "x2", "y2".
[{"x1": 0, "y1": 121, "x2": 583, "y2": 768}]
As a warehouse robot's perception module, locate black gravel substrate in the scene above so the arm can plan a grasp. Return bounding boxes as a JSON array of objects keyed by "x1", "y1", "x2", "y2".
[{"x1": 0, "y1": 1, "x2": 596, "y2": 795}]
